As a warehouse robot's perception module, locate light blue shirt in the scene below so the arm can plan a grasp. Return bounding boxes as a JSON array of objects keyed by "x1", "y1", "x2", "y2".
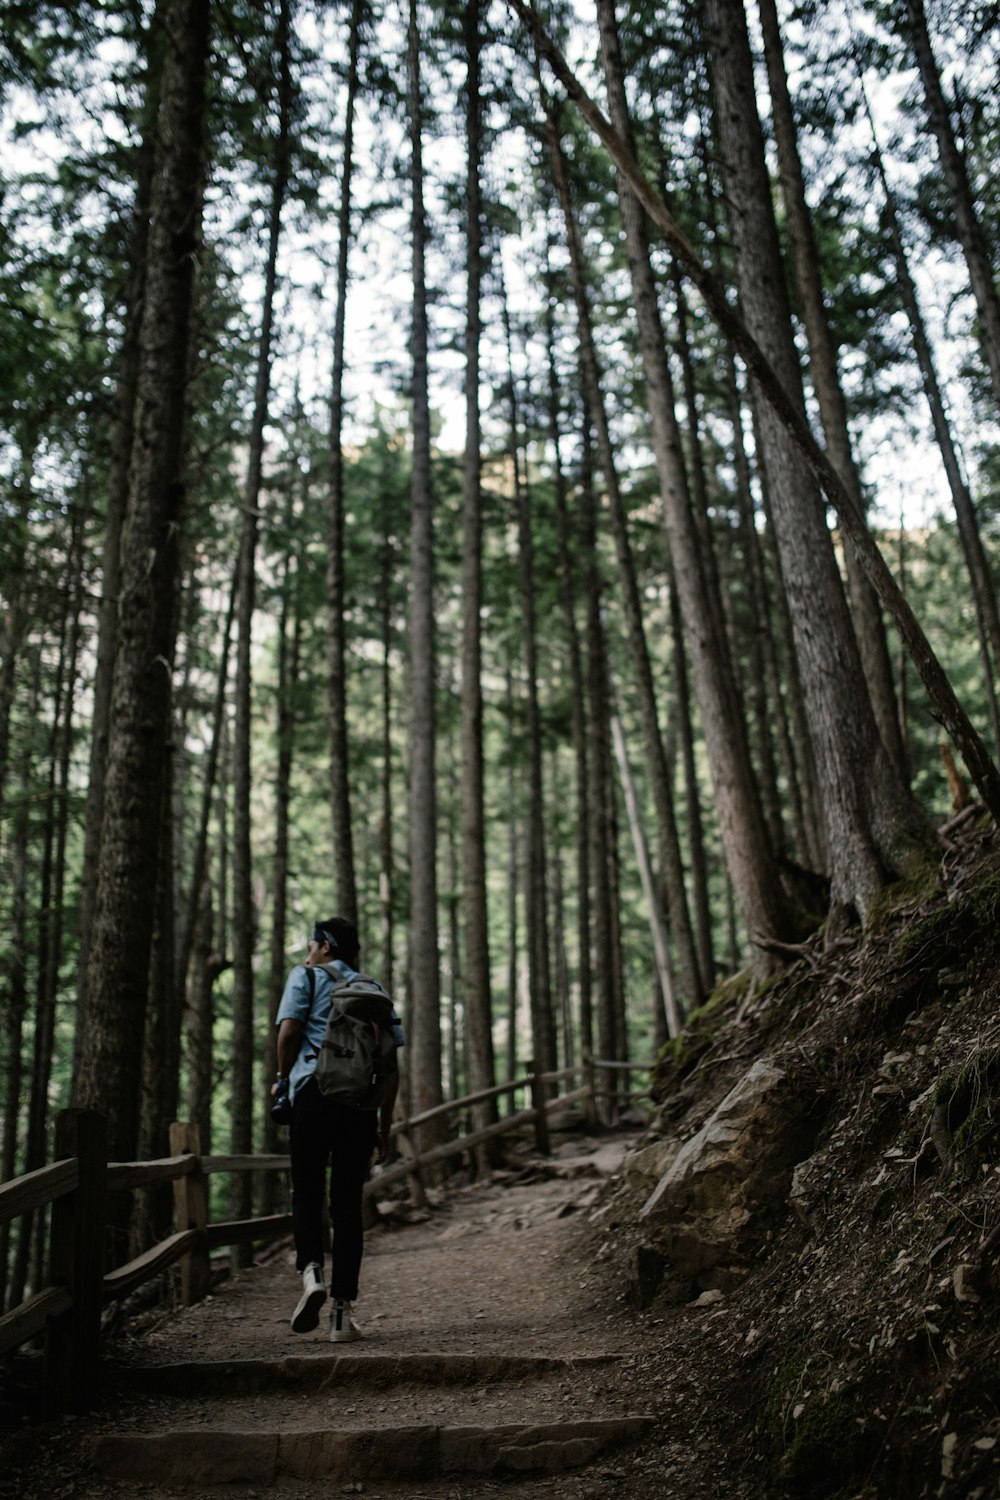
[{"x1": 275, "y1": 959, "x2": 403, "y2": 1102}]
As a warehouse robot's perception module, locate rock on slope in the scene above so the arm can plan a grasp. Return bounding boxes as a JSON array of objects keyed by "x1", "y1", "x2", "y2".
[{"x1": 592, "y1": 811, "x2": 1000, "y2": 1499}]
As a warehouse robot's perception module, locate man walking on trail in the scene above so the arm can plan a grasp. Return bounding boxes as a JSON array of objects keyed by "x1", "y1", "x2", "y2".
[{"x1": 271, "y1": 916, "x2": 402, "y2": 1342}]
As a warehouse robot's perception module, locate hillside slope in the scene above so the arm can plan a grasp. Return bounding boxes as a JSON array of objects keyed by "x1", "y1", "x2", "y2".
[{"x1": 597, "y1": 808, "x2": 1000, "y2": 1499}]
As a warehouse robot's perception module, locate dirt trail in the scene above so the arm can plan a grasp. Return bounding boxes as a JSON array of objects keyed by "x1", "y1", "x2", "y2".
[{"x1": 5, "y1": 1130, "x2": 686, "y2": 1500}]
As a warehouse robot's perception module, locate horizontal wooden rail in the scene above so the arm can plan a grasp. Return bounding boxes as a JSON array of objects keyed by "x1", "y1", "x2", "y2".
[
  {"x1": 202, "y1": 1153, "x2": 290, "y2": 1175},
  {"x1": 206, "y1": 1213, "x2": 292, "y2": 1248},
  {"x1": 0, "y1": 1284, "x2": 73, "y2": 1357},
  {"x1": 403, "y1": 1077, "x2": 528, "y2": 1130},
  {"x1": 102, "y1": 1228, "x2": 203, "y2": 1303},
  {"x1": 0, "y1": 1158, "x2": 79, "y2": 1224},
  {"x1": 106, "y1": 1154, "x2": 196, "y2": 1192},
  {"x1": 593, "y1": 1059, "x2": 653, "y2": 1073}
]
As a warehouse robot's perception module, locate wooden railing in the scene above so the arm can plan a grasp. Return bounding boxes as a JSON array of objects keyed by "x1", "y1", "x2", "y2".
[{"x1": 0, "y1": 1053, "x2": 652, "y2": 1413}]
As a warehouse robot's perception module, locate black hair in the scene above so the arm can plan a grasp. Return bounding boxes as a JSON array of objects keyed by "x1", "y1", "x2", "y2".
[{"x1": 315, "y1": 916, "x2": 360, "y2": 966}]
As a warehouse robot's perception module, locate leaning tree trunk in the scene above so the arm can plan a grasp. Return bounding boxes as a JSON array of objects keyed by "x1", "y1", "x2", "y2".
[
  {"x1": 702, "y1": 0, "x2": 934, "y2": 925},
  {"x1": 325, "y1": 0, "x2": 364, "y2": 923},
  {"x1": 901, "y1": 0, "x2": 1000, "y2": 415},
  {"x1": 596, "y1": 0, "x2": 802, "y2": 971},
  {"x1": 406, "y1": 0, "x2": 444, "y2": 1127},
  {"x1": 76, "y1": 0, "x2": 211, "y2": 1159},
  {"x1": 757, "y1": 0, "x2": 906, "y2": 781}
]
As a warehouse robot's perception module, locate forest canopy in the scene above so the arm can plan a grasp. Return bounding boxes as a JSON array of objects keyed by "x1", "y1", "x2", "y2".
[{"x1": 2, "y1": 0, "x2": 999, "y2": 1299}]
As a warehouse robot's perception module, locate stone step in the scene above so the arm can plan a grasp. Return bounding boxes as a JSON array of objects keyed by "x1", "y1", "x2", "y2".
[
  {"x1": 112, "y1": 1350, "x2": 621, "y2": 1395},
  {"x1": 86, "y1": 1417, "x2": 653, "y2": 1483}
]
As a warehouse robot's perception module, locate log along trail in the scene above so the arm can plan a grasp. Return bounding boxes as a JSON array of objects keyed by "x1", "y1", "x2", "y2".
[{"x1": 6, "y1": 1128, "x2": 713, "y2": 1500}]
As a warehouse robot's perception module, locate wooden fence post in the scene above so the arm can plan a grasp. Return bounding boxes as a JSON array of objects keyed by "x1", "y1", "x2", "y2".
[
  {"x1": 44, "y1": 1108, "x2": 107, "y2": 1415},
  {"x1": 582, "y1": 1050, "x2": 598, "y2": 1130},
  {"x1": 528, "y1": 1060, "x2": 551, "y2": 1157},
  {"x1": 169, "y1": 1121, "x2": 210, "y2": 1306}
]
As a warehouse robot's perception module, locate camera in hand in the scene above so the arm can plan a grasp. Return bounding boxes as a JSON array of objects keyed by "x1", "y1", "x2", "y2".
[{"x1": 271, "y1": 1076, "x2": 293, "y2": 1125}]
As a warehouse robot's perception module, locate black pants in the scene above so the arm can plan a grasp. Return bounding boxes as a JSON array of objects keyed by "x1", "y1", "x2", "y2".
[{"x1": 289, "y1": 1077, "x2": 377, "y2": 1302}]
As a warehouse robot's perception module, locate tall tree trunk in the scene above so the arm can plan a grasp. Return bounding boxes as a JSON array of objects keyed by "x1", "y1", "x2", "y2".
[
  {"x1": 76, "y1": 0, "x2": 211, "y2": 1159},
  {"x1": 902, "y1": 0, "x2": 1000, "y2": 414},
  {"x1": 503, "y1": 661, "x2": 521, "y2": 1090},
  {"x1": 543, "y1": 274, "x2": 592, "y2": 1068},
  {"x1": 580, "y1": 422, "x2": 613, "y2": 1066},
  {"x1": 176, "y1": 576, "x2": 237, "y2": 1004},
  {"x1": 379, "y1": 482, "x2": 396, "y2": 992},
  {"x1": 325, "y1": 0, "x2": 364, "y2": 922},
  {"x1": 406, "y1": 0, "x2": 443, "y2": 1125},
  {"x1": 503, "y1": 277, "x2": 557, "y2": 1082},
  {"x1": 702, "y1": 0, "x2": 934, "y2": 925},
  {"x1": 460, "y1": 0, "x2": 496, "y2": 1139},
  {"x1": 230, "y1": 0, "x2": 293, "y2": 1246},
  {"x1": 262, "y1": 518, "x2": 303, "y2": 1204},
  {"x1": 0, "y1": 763, "x2": 29, "y2": 1307},
  {"x1": 2, "y1": 650, "x2": 38, "y2": 1308},
  {"x1": 541, "y1": 89, "x2": 702, "y2": 1009},
  {"x1": 75, "y1": 3, "x2": 166, "y2": 1041},
  {"x1": 596, "y1": 0, "x2": 799, "y2": 974},
  {"x1": 757, "y1": 0, "x2": 906, "y2": 780}
]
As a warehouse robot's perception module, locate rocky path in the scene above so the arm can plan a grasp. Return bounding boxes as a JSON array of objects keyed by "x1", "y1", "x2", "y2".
[{"x1": 7, "y1": 1131, "x2": 665, "y2": 1500}]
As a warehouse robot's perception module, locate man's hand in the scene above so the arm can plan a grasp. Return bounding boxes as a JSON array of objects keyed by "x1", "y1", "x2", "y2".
[{"x1": 374, "y1": 1128, "x2": 391, "y2": 1165}]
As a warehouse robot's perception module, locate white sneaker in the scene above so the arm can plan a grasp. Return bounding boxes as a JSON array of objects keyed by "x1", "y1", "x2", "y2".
[
  {"x1": 329, "y1": 1298, "x2": 362, "y2": 1342},
  {"x1": 291, "y1": 1263, "x2": 327, "y2": 1333}
]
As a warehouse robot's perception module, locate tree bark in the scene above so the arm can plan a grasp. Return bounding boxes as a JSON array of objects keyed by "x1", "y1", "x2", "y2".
[
  {"x1": 460, "y1": 0, "x2": 497, "y2": 1138},
  {"x1": 757, "y1": 0, "x2": 907, "y2": 780},
  {"x1": 406, "y1": 0, "x2": 443, "y2": 1125},
  {"x1": 230, "y1": 0, "x2": 293, "y2": 1245},
  {"x1": 76, "y1": 0, "x2": 211, "y2": 1158},
  {"x1": 325, "y1": 0, "x2": 364, "y2": 923},
  {"x1": 701, "y1": 0, "x2": 934, "y2": 922},
  {"x1": 541, "y1": 87, "x2": 702, "y2": 1008},
  {"x1": 596, "y1": 0, "x2": 799, "y2": 967},
  {"x1": 503, "y1": 275, "x2": 557, "y2": 1083}
]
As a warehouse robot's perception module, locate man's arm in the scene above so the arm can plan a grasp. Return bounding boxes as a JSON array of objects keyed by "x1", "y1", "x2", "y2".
[
  {"x1": 272, "y1": 1017, "x2": 303, "y2": 1092},
  {"x1": 375, "y1": 1070, "x2": 399, "y2": 1163}
]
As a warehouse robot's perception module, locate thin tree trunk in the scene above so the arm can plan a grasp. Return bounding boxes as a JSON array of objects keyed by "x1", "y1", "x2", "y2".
[
  {"x1": 406, "y1": 0, "x2": 443, "y2": 1126},
  {"x1": 503, "y1": 275, "x2": 557, "y2": 1083},
  {"x1": 542, "y1": 87, "x2": 702, "y2": 1008},
  {"x1": 379, "y1": 484, "x2": 395, "y2": 993},
  {"x1": 261, "y1": 521, "x2": 303, "y2": 1205},
  {"x1": 325, "y1": 0, "x2": 364, "y2": 922},
  {"x1": 230, "y1": 0, "x2": 294, "y2": 1246},
  {"x1": 902, "y1": 0, "x2": 1000, "y2": 414},
  {"x1": 504, "y1": 661, "x2": 520, "y2": 1091},
  {"x1": 460, "y1": 0, "x2": 496, "y2": 1140},
  {"x1": 543, "y1": 268, "x2": 592, "y2": 1065},
  {"x1": 76, "y1": 0, "x2": 211, "y2": 1159},
  {"x1": 611, "y1": 713, "x2": 680, "y2": 1037}
]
